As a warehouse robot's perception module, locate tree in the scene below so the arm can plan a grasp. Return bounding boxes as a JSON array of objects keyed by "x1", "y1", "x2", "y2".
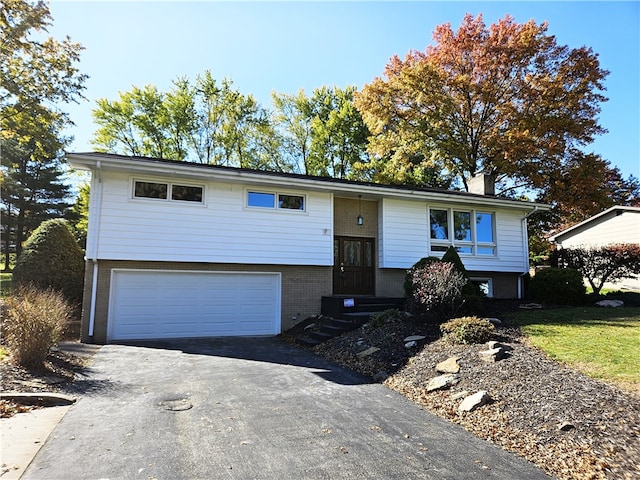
[
  {"x1": 271, "y1": 90, "x2": 315, "y2": 174},
  {"x1": 66, "y1": 182, "x2": 90, "y2": 248},
  {"x1": 308, "y1": 86, "x2": 370, "y2": 180},
  {"x1": 555, "y1": 244, "x2": 640, "y2": 296},
  {"x1": 271, "y1": 86, "x2": 370, "y2": 178},
  {"x1": 91, "y1": 71, "x2": 277, "y2": 168},
  {"x1": 1, "y1": 0, "x2": 87, "y2": 122},
  {"x1": 537, "y1": 151, "x2": 640, "y2": 231},
  {"x1": 1, "y1": 0, "x2": 87, "y2": 267},
  {"x1": 355, "y1": 14, "x2": 609, "y2": 193}
]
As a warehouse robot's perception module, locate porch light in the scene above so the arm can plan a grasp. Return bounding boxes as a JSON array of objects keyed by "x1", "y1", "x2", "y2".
[{"x1": 357, "y1": 195, "x2": 364, "y2": 226}]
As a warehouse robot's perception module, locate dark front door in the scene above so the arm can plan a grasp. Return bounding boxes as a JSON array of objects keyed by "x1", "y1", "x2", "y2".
[{"x1": 333, "y1": 236, "x2": 375, "y2": 295}]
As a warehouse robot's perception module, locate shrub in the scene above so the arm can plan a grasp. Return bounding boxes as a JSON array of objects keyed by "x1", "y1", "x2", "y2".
[
  {"x1": 528, "y1": 267, "x2": 586, "y2": 305},
  {"x1": 408, "y1": 261, "x2": 467, "y2": 320},
  {"x1": 2, "y1": 285, "x2": 72, "y2": 368},
  {"x1": 554, "y1": 243, "x2": 640, "y2": 296},
  {"x1": 368, "y1": 309, "x2": 402, "y2": 329},
  {"x1": 404, "y1": 256, "x2": 441, "y2": 297},
  {"x1": 440, "y1": 316, "x2": 495, "y2": 345},
  {"x1": 12, "y1": 219, "x2": 85, "y2": 305},
  {"x1": 441, "y1": 246, "x2": 481, "y2": 297}
]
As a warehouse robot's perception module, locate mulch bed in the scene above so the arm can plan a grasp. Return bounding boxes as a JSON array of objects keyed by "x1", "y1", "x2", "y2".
[
  {"x1": 311, "y1": 313, "x2": 640, "y2": 480},
  {"x1": 0, "y1": 347, "x2": 87, "y2": 418}
]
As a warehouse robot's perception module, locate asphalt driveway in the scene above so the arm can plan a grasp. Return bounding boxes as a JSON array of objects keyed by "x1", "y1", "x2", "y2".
[{"x1": 23, "y1": 337, "x2": 550, "y2": 479}]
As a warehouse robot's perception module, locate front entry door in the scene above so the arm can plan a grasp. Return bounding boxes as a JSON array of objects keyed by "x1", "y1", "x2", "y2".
[{"x1": 333, "y1": 236, "x2": 375, "y2": 295}]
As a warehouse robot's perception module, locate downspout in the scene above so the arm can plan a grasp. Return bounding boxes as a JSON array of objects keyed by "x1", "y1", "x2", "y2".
[
  {"x1": 518, "y1": 206, "x2": 539, "y2": 299},
  {"x1": 86, "y1": 161, "x2": 103, "y2": 338}
]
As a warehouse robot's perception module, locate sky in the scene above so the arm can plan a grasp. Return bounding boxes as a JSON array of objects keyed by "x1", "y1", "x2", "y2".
[{"x1": 48, "y1": 1, "x2": 640, "y2": 180}]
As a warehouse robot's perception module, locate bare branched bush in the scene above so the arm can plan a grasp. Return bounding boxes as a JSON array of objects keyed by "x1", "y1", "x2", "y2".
[{"x1": 2, "y1": 285, "x2": 71, "y2": 369}]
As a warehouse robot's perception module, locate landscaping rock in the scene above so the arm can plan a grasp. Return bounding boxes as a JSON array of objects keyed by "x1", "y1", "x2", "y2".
[
  {"x1": 487, "y1": 341, "x2": 512, "y2": 351},
  {"x1": 487, "y1": 317, "x2": 502, "y2": 325},
  {"x1": 356, "y1": 346, "x2": 380, "y2": 357},
  {"x1": 558, "y1": 421, "x2": 575, "y2": 432},
  {"x1": 404, "y1": 341, "x2": 417, "y2": 348},
  {"x1": 458, "y1": 391, "x2": 492, "y2": 412},
  {"x1": 403, "y1": 335, "x2": 426, "y2": 342},
  {"x1": 451, "y1": 390, "x2": 470, "y2": 400},
  {"x1": 479, "y1": 347, "x2": 507, "y2": 363},
  {"x1": 435, "y1": 356, "x2": 461, "y2": 374},
  {"x1": 595, "y1": 299, "x2": 624, "y2": 308},
  {"x1": 426, "y1": 374, "x2": 460, "y2": 392}
]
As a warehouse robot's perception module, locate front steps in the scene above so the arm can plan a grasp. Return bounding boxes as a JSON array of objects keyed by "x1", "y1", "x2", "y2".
[{"x1": 295, "y1": 296, "x2": 405, "y2": 347}]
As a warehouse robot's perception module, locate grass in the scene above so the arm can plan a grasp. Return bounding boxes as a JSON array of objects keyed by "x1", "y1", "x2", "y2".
[
  {"x1": 511, "y1": 307, "x2": 640, "y2": 392},
  {"x1": 1, "y1": 272, "x2": 12, "y2": 297}
]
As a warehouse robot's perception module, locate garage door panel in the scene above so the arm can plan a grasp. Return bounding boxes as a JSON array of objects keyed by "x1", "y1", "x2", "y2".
[{"x1": 109, "y1": 270, "x2": 280, "y2": 341}]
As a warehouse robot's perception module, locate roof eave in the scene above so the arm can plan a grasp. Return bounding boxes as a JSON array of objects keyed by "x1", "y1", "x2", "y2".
[{"x1": 67, "y1": 152, "x2": 550, "y2": 211}]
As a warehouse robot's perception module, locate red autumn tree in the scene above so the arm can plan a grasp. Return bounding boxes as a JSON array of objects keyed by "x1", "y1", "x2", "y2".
[
  {"x1": 354, "y1": 14, "x2": 609, "y2": 193},
  {"x1": 556, "y1": 244, "x2": 640, "y2": 296}
]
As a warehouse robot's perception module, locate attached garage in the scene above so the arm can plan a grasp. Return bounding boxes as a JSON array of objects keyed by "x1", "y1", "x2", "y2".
[{"x1": 108, "y1": 270, "x2": 281, "y2": 341}]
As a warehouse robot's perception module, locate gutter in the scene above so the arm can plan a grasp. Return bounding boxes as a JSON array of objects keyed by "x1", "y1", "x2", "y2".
[
  {"x1": 518, "y1": 206, "x2": 540, "y2": 299},
  {"x1": 85, "y1": 161, "x2": 103, "y2": 338}
]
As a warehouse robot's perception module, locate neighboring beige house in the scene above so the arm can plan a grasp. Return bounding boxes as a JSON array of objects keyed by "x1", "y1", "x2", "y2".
[{"x1": 550, "y1": 206, "x2": 640, "y2": 291}]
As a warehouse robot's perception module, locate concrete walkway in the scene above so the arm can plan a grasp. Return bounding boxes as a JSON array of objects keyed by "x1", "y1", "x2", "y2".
[{"x1": 21, "y1": 338, "x2": 550, "y2": 479}]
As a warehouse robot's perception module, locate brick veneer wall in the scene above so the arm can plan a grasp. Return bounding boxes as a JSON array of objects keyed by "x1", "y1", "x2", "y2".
[{"x1": 80, "y1": 260, "x2": 332, "y2": 343}]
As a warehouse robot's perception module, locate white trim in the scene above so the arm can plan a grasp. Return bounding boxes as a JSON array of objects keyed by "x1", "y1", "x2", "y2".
[
  {"x1": 68, "y1": 153, "x2": 549, "y2": 212},
  {"x1": 107, "y1": 268, "x2": 282, "y2": 341}
]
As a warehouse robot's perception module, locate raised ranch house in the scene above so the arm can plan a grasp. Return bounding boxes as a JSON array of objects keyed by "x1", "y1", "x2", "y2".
[
  {"x1": 68, "y1": 153, "x2": 548, "y2": 343},
  {"x1": 550, "y1": 205, "x2": 640, "y2": 291}
]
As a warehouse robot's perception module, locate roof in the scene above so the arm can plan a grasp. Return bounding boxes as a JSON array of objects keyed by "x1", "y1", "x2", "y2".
[
  {"x1": 549, "y1": 206, "x2": 640, "y2": 242},
  {"x1": 66, "y1": 152, "x2": 549, "y2": 211}
]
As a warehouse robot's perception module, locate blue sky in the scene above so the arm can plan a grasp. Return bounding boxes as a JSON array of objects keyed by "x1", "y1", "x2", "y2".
[{"x1": 49, "y1": 1, "x2": 639, "y2": 179}]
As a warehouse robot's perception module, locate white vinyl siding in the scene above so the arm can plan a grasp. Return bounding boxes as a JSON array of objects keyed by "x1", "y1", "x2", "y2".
[
  {"x1": 379, "y1": 198, "x2": 528, "y2": 272},
  {"x1": 108, "y1": 270, "x2": 280, "y2": 340},
  {"x1": 378, "y1": 198, "x2": 429, "y2": 268},
  {"x1": 88, "y1": 172, "x2": 333, "y2": 265},
  {"x1": 556, "y1": 211, "x2": 640, "y2": 248}
]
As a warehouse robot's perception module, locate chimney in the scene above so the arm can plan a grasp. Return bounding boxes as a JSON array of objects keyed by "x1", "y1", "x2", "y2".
[{"x1": 468, "y1": 174, "x2": 496, "y2": 195}]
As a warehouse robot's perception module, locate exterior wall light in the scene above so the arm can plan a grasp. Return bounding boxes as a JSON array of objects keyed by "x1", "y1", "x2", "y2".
[{"x1": 357, "y1": 195, "x2": 364, "y2": 225}]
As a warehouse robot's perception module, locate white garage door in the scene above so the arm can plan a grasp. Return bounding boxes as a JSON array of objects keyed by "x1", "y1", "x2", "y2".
[{"x1": 108, "y1": 270, "x2": 281, "y2": 341}]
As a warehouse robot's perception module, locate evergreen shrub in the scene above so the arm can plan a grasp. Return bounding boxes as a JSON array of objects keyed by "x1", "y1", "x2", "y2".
[
  {"x1": 528, "y1": 267, "x2": 586, "y2": 305},
  {"x1": 12, "y1": 219, "x2": 85, "y2": 305},
  {"x1": 440, "y1": 316, "x2": 495, "y2": 345}
]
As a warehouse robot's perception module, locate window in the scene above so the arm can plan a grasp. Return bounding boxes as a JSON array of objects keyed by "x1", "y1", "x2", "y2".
[
  {"x1": 133, "y1": 180, "x2": 203, "y2": 203},
  {"x1": 248, "y1": 191, "x2": 275, "y2": 208},
  {"x1": 470, "y1": 278, "x2": 493, "y2": 297},
  {"x1": 134, "y1": 181, "x2": 167, "y2": 199},
  {"x1": 171, "y1": 184, "x2": 203, "y2": 202},
  {"x1": 429, "y1": 208, "x2": 496, "y2": 255},
  {"x1": 247, "y1": 191, "x2": 305, "y2": 211}
]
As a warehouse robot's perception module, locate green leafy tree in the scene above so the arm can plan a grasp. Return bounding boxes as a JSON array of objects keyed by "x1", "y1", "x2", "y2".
[
  {"x1": 92, "y1": 71, "x2": 277, "y2": 168},
  {"x1": 1, "y1": 0, "x2": 88, "y2": 122},
  {"x1": 1, "y1": 0, "x2": 87, "y2": 268},
  {"x1": 66, "y1": 182, "x2": 90, "y2": 248},
  {"x1": 308, "y1": 86, "x2": 370, "y2": 179},
  {"x1": 271, "y1": 86, "x2": 369, "y2": 178}
]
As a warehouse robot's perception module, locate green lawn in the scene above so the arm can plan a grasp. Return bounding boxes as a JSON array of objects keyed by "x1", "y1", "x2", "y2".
[
  {"x1": 0, "y1": 272, "x2": 12, "y2": 297},
  {"x1": 512, "y1": 307, "x2": 640, "y2": 392}
]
